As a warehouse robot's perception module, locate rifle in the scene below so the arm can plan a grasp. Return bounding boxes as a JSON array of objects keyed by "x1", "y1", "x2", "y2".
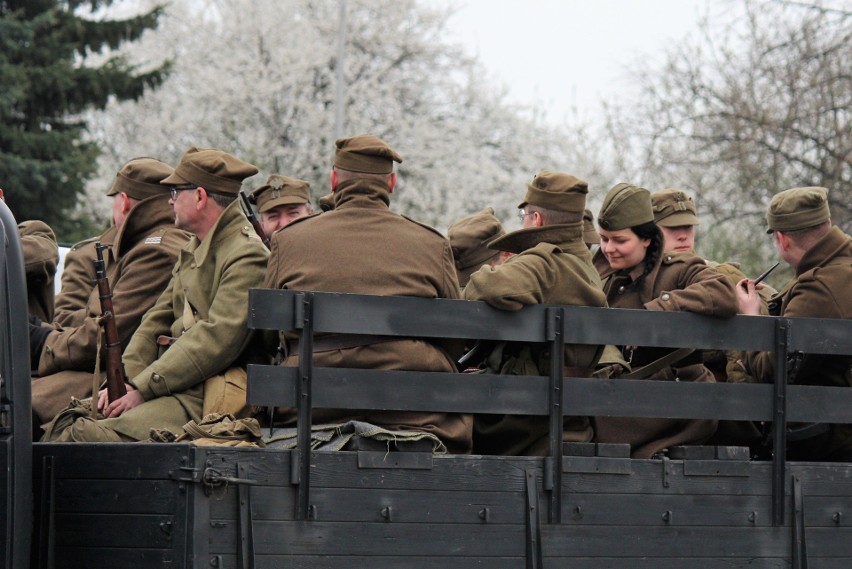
[
  {"x1": 93, "y1": 243, "x2": 127, "y2": 402},
  {"x1": 240, "y1": 190, "x2": 268, "y2": 246},
  {"x1": 753, "y1": 261, "x2": 780, "y2": 285}
]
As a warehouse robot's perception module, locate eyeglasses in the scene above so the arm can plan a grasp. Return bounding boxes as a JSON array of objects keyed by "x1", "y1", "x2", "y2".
[
  {"x1": 518, "y1": 209, "x2": 535, "y2": 221},
  {"x1": 170, "y1": 185, "x2": 197, "y2": 200}
]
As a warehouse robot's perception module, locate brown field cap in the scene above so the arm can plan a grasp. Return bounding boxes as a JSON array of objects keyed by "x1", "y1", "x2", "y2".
[
  {"x1": 597, "y1": 183, "x2": 654, "y2": 231},
  {"x1": 334, "y1": 134, "x2": 402, "y2": 174},
  {"x1": 518, "y1": 170, "x2": 588, "y2": 213},
  {"x1": 766, "y1": 186, "x2": 830, "y2": 233},
  {"x1": 250, "y1": 175, "x2": 311, "y2": 213},
  {"x1": 651, "y1": 189, "x2": 699, "y2": 227},
  {"x1": 107, "y1": 158, "x2": 174, "y2": 200},
  {"x1": 161, "y1": 147, "x2": 258, "y2": 195}
]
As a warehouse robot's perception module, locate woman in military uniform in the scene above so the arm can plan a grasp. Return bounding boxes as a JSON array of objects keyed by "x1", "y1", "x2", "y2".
[{"x1": 592, "y1": 183, "x2": 738, "y2": 459}]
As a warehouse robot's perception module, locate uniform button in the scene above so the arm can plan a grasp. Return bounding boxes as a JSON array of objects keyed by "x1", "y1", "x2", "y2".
[
  {"x1": 666, "y1": 255, "x2": 672, "y2": 262},
  {"x1": 661, "y1": 293, "x2": 671, "y2": 301},
  {"x1": 152, "y1": 373, "x2": 162, "y2": 382},
  {"x1": 618, "y1": 286, "x2": 625, "y2": 294}
]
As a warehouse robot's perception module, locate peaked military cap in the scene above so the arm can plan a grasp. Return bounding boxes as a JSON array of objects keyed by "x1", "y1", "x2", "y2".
[
  {"x1": 582, "y1": 208, "x2": 600, "y2": 245},
  {"x1": 161, "y1": 147, "x2": 258, "y2": 195},
  {"x1": 448, "y1": 207, "x2": 506, "y2": 286},
  {"x1": 107, "y1": 158, "x2": 174, "y2": 200},
  {"x1": 766, "y1": 186, "x2": 830, "y2": 233},
  {"x1": 651, "y1": 189, "x2": 700, "y2": 227},
  {"x1": 597, "y1": 183, "x2": 654, "y2": 231},
  {"x1": 334, "y1": 135, "x2": 403, "y2": 174},
  {"x1": 250, "y1": 175, "x2": 311, "y2": 213},
  {"x1": 518, "y1": 170, "x2": 588, "y2": 213}
]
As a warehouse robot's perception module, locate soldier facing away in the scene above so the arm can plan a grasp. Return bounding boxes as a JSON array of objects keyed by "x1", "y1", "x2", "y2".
[
  {"x1": 0, "y1": 188, "x2": 59, "y2": 324},
  {"x1": 447, "y1": 206, "x2": 508, "y2": 290},
  {"x1": 735, "y1": 186, "x2": 852, "y2": 462},
  {"x1": 263, "y1": 134, "x2": 471, "y2": 453},
  {"x1": 463, "y1": 170, "x2": 608, "y2": 456}
]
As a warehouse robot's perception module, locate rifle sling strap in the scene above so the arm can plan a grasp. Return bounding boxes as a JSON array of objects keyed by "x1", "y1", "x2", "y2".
[{"x1": 622, "y1": 348, "x2": 696, "y2": 380}]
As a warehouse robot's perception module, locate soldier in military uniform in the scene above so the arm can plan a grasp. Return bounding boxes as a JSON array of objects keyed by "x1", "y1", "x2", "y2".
[
  {"x1": 651, "y1": 188, "x2": 775, "y2": 314},
  {"x1": 463, "y1": 171, "x2": 608, "y2": 456},
  {"x1": 28, "y1": 158, "x2": 192, "y2": 429},
  {"x1": 736, "y1": 187, "x2": 852, "y2": 462},
  {"x1": 651, "y1": 188, "x2": 770, "y2": 448},
  {"x1": 249, "y1": 174, "x2": 314, "y2": 239},
  {"x1": 593, "y1": 183, "x2": 738, "y2": 458},
  {"x1": 447, "y1": 207, "x2": 508, "y2": 289},
  {"x1": 45, "y1": 147, "x2": 269, "y2": 442},
  {"x1": 263, "y1": 134, "x2": 471, "y2": 453},
  {"x1": 0, "y1": 188, "x2": 59, "y2": 323},
  {"x1": 53, "y1": 231, "x2": 114, "y2": 327}
]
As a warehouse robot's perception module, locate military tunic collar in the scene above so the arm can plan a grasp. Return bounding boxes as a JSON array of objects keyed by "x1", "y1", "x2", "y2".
[
  {"x1": 488, "y1": 222, "x2": 586, "y2": 255},
  {"x1": 795, "y1": 226, "x2": 852, "y2": 277},
  {"x1": 114, "y1": 194, "x2": 180, "y2": 258},
  {"x1": 184, "y1": 199, "x2": 253, "y2": 267},
  {"x1": 333, "y1": 178, "x2": 392, "y2": 209}
]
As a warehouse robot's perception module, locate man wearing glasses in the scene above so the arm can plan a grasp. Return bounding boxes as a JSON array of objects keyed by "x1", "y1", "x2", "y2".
[
  {"x1": 462, "y1": 170, "x2": 608, "y2": 456},
  {"x1": 45, "y1": 147, "x2": 268, "y2": 442},
  {"x1": 29, "y1": 158, "x2": 191, "y2": 435}
]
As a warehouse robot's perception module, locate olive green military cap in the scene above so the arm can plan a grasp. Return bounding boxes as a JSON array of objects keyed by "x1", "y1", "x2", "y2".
[
  {"x1": 766, "y1": 186, "x2": 830, "y2": 233},
  {"x1": 651, "y1": 189, "x2": 700, "y2": 227},
  {"x1": 161, "y1": 147, "x2": 258, "y2": 195},
  {"x1": 448, "y1": 207, "x2": 506, "y2": 286},
  {"x1": 334, "y1": 135, "x2": 403, "y2": 174},
  {"x1": 107, "y1": 157, "x2": 174, "y2": 200},
  {"x1": 582, "y1": 208, "x2": 600, "y2": 245},
  {"x1": 318, "y1": 192, "x2": 335, "y2": 212},
  {"x1": 518, "y1": 170, "x2": 588, "y2": 213},
  {"x1": 250, "y1": 174, "x2": 311, "y2": 213},
  {"x1": 597, "y1": 183, "x2": 654, "y2": 231}
]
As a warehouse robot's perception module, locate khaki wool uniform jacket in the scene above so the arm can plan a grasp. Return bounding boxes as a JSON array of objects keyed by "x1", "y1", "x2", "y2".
[
  {"x1": 31, "y1": 196, "x2": 192, "y2": 424},
  {"x1": 20, "y1": 220, "x2": 59, "y2": 322},
  {"x1": 594, "y1": 251, "x2": 738, "y2": 458},
  {"x1": 463, "y1": 223, "x2": 608, "y2": 456},
  {"x1": 263, "y1": 178, "x2": 471, "y2": 453},
  {"x1": 744, "y1": 226, "x2": 852, "y2": 461},
  {"x1": 53, "y1": 228, "x2": 116, "y2": 328},
  {"x1": 99, "y1": 200, "x2": 269, "y2": 441}
]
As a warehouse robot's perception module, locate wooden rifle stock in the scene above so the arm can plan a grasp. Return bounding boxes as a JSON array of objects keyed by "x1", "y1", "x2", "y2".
[
  {"x1": 93, "y1": 243, "x2": 127, "y2": 402},
  {"x1": 240, "y1": 190, "x2": 269, "y2": 246}
]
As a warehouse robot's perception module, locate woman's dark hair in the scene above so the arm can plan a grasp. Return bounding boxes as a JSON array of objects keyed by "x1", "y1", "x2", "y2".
[{"x1": 630, "y1": 221, "x2": 663, "y2": 291}]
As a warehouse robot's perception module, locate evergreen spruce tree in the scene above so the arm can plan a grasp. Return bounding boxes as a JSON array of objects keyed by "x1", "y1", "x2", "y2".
[{"x1": 0, "y1": 0, "x2": 168, "y2": 240}]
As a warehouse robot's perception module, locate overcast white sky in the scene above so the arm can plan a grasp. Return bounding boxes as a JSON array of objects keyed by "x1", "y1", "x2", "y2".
[{"x1": 438, "y1": 0, "x2": 722, "y2": 123}]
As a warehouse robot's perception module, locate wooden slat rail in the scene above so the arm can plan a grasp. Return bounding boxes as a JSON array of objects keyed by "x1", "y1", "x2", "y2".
[
  {"x1": 247, "y1": 288, "x2": 852, "y2": 525},
  {"x1": 249, "y1": 289, "x2": 850, "y2": 354},
  {"x1": 247, "y1": 366, "x2": 852, "y2": 423}
]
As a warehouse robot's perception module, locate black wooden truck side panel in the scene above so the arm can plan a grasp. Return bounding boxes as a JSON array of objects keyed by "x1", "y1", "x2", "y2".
[
  {"x1": 0, "y1": 201, "x2": 33, "y2": 569},
  {"x1": 22, "y1": 289, "x2": 852, "y2": 568}
]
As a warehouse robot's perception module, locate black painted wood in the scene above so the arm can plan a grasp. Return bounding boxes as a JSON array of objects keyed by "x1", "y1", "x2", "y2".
[
  {"x1": 249, "y1": 289, "x2": 852, "y2": 354},
  {"x1": 247, "y1": 365, "x2": 852, "y2": 424}
]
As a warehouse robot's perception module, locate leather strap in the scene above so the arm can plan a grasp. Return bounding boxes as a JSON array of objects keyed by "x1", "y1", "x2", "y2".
[{"x1": 622, "y1": 348, "x2": 696, "y2": 380}]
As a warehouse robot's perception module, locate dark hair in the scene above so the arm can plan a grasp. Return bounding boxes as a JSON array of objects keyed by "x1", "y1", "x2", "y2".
[
  {"x1": 208, "y1": 191, "x2": 236, "y2": 209},
  {"x1": 630, "y1": 221, "x2": 663, "y2": 291}
]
